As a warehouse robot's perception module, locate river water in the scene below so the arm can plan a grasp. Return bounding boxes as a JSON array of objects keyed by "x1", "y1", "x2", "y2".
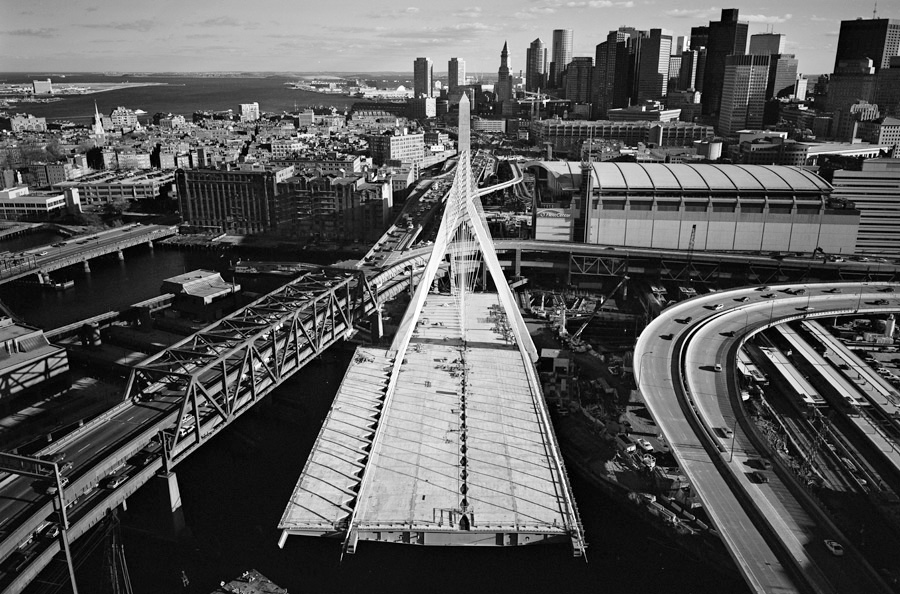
[{"x1": 0, "y1": 238, "x2": 745, "y2": 594}]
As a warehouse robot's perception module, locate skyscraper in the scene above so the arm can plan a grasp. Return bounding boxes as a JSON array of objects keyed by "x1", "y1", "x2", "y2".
[
  {"x1": 497, "y1": 42, "x2": 513, "y2": 102},
  {"x1": 702, "y1": 8, "x2": 749, "y2": 117},
  {"x1": 526, "y1": 38, "x2": 548, "y2": 92},
  {"x1": 564, "y1": 57, "x2": 593, "y2": 103},
  {"x1": 592, "y1": 27, "x2": 644, "y2": 118},
  {"x1": 448, "y1": 58, "x2": 465, "y2": 92},
  {"x1": 749, "y1": 33, "x2": 785, "y2": 56},
  {"x1": 634, "y1": 29, "x2": 673, "y2": 102},
  {"x1": 767, "y1": 54, "x2": 799, "y2": 99},
  {"x1": 718, "y1": 54, "x2": 770, "y2": 135},
  {"x1": 550, "y1": 29, "x2": 574, "y2": 88},
  {"x1": 834, "y1": 18, "x2": 900, "y2": 73},
  {"x1": 414, "y1": 57, "x2": 433, "y2": 98}
]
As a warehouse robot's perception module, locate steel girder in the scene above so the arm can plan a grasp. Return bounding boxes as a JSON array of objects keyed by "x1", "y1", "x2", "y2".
[
  {"x1": 568, "y1": 254, "x2": 628, "y2": 277},
  {"x1": 124, "y1": 268, "x2": 375, "y2": 470}
]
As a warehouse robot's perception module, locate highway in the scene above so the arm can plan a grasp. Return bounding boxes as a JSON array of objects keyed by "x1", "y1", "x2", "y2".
[
  {"x1": 635, "y1": 282, "x2": 897, "y2": 594},
  {"x1": 0, "y1": 224, "x2": 176, "y2": 284}
]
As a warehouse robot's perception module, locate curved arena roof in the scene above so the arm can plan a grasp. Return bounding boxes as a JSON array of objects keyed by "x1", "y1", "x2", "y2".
[{"x1": 529, "y1": 162, "x2": 832, "y2": 194}]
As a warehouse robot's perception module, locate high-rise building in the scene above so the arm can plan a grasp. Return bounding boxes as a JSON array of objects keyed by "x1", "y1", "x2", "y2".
[
  {"x1": 829, "y1": 58, "x2": 877, "y2": 139},
  {"x1": 564, "y1": 57, "x2": 593, "y2": 103},
  {"x1": 749, "y1": 33, "x2": 785, "y2": 55},
  {"x1": 592, "y1": 27, "x2": 645, "y2": 119},
  {"x1": 448, "y1": 58, "x2": 466, "y2": 92},
  {"x1": 875, "y1": 56, "x2": 900, "y2": 118},
  {"x1": 767, "y1": 54, "x2": 799, "y2": 99},
  {"x1": 634, "y1": 29, "x2": 673, "y2": 102},
  {"x1": 690, "y1": 26, "x2": 709, "y2": 49},
  {"x1": 668, "y1": 55, "x2": 683, "y2": 91},
  {"x1": 673, "y1": 36, "x2": 687, "y2": 55},
  {"x1": 834, "y1": 18, "x2": 900, "y2": 73},
  {"x1": 497, "y1": 42, "x2": 513, "y2": 102},
  {"x1": 702, "y1": 8, "x2": 749, "y2": 117},
  {"x1": 718, "y1": 54, "x2": 770, "y2": 136},
  {"x1": 414, "y1": 57, "x2": 433, "y2": 98},
  {"x1": 550, "y1": 29, "x2": 574, "y2": 88},
  {"x1": 679, "y1": 49, "x2": 707, "y2": 92},
  {"x1": 526, "y1": 38, "x2": 548, "y2": 92}
]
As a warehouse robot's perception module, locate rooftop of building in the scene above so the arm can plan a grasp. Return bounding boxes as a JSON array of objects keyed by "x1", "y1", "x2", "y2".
[
  {"x1": 531, "y1": 162, "x2": 833, "y2": 193},
  {"x1": 160, "y1": 269, "x2": 237, "y2": 301},
  {"x1": 54, "y1": 169, "x2": 175, "y2": 186}
]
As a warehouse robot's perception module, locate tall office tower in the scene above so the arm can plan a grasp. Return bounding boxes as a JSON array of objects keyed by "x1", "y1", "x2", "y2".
[
  {"x1": 875, "y1": 57, "x2": 900, "y2": 117},
  {"x1": 679, "y1": 49, "x2": 706, "y2": 91},
  {"x1": 526, "y1": 38, "x2": 549, "y2": 91},
  {"x1": 702, "y1": 8, "x2": 749, "y2": 117},
  {"x1": 766, "y1": 54, "x2": 799, "y2": 99},
  {"x1": 673, "y1": 36, "x2": 687, "y2": 55},
  {"x1": 550, "y1": 29, "x2": 574, "y2": 88},
  {"x1": 497, "y1": 42, "x2": 513, "y2": 102},
  {"x1": 592, "y1": 27, "x2": 646, "y2": 118},
  {"x1": 448, "y1": 58, "x2": 466, "y2": 92},
  {"x1": 634, "y1": 29, "x2": 673, "y2": 102},
  {"x1": 458, "y1": 93, "x2": 471, "y2": 154},
  {"x1": 718, "y1": 54, "x2": 770, "y2": 135},
  {"x1": 564, "y1": 57, "x2": 593, "y2": 103},
  {"x1": 834, "y1": 18, "x2": 900, "y2": 73},
  {"x1": 749, "y1": 33, "x2": 785, "y2": 55},
  {"x1": 668, "y1": 55, "x2": 683, "y2": 91},
  {"x1": 690, "y1": 26, "x2": 709, "y2": 49},
  {"x1": 830, "y1": 58, "x2": 878, "y2": 139},
  {"x1": 414, "y1": 57, "x2": 433, "y2": 98}
]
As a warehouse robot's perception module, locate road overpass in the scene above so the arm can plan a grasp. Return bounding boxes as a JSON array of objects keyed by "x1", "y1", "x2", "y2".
[
  {"x1": 635, "y1": 282, "x2": 897, "y2": 594},
  {"x1": 0, "y1": 224, "x2": 176, "y2": 286}
]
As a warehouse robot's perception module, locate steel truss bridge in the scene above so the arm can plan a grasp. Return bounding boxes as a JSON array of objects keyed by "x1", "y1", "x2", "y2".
[{"x1": 0, "y1": 263, "x2": 419, "y2": 592}]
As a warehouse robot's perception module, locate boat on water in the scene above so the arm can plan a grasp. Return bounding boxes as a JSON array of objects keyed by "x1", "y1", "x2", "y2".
[
  {"x1": 211, "y1": 569, "x2": 286, "y2": 594},
  {"x1": 231, "y1": 260, "x2": 318, "y2": 277}
]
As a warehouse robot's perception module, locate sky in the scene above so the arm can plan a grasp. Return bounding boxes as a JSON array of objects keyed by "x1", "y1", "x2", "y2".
[{"x1": 0, "y1": 0, "x2": 890, "y2": 76}]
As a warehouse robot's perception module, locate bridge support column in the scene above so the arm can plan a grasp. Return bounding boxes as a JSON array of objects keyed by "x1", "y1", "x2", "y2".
[
  {"x1": 82, "y1": 260, "x2": 91, "y2": 273},
  {"x1": 371, "y1": 304, "x2": 384, "y2": 342},
  {"x1": 514, "y1": 249, "x2": 521, "y2": 277},
  {"x1": 116, "y1": 249, "x2": 125, "y2": 261},
  {"x1": 37, "y1": 271, "x2": 50, "y2": 285},
  {"x1": 147, "y1": 240, "x2": 154, "y2": 250}
]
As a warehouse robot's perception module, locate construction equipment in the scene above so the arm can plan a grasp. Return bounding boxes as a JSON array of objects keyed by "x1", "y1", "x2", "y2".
[{"x1": 568, "y1": 276, "x2": 630, "y2": 350}]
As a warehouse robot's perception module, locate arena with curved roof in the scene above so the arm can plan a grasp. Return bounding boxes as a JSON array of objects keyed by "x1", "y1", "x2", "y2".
[{"x1": 527, "y1": 162, "x2": 858, "y2": 253}]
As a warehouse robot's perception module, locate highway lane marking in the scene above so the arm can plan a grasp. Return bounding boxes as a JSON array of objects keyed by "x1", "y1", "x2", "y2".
[{"x1": 77, "y1": 442, "x2": 93, "y2": 453}]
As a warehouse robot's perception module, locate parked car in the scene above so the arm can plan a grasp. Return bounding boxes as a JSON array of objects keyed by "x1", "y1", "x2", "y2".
[
  {"x1": 635, "y1": 438, "x2": 654, "y2": 452},
  {"x1": 101, "y1": 473, "x2": 128, "y2": 489}
]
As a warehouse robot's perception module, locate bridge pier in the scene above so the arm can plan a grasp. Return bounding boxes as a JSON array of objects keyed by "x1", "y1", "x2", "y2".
[
  {"x1": 82, "y1": 260, "x2": 91, "y2": 273},
  {"x1": 371, "y1": 304, "x2": 384, "y2": 342},
  {"x1": 147, "y1": 240, "x2": 154, "y2": 250},
  {"x1": 37, "y1": 271, "x2": 50, "y2": 285},
  {"x1": 116, "y1": 249, "x2": 125, "y2": 261},
  {"x1": 514, "y1": 248, "x2": 521, "y2": 277}
]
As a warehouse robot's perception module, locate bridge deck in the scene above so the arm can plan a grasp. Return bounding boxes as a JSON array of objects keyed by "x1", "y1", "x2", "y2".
[{"x1": 280, "y1": 293, "x2": 575, "y2": 546}]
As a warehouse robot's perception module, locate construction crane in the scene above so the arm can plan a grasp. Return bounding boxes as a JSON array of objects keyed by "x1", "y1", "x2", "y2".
[
  {"x1": 569, "y1": 276, "x2": 630, "y2": 348},
  {"x1": 520, "y1": 89, "x2": 570, "y2": 120},
  {"x1": 687, "y1": 224, "x2": 697, "y2": 261}
]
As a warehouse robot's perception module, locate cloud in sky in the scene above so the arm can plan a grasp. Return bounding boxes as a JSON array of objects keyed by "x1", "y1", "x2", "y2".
[
  {"x1": 6, "y1": 28, "x2": 58, "y2": 38},
  {"x1": 453, "y1": 6, "x2": 483, "y2": 18},
  {"x1": 81, "y1": 19, "x2": 156, "y2": 32},
  {"x1": 742, "y1": 13, "x2": 791, "y2": 24},
  {"x1": 664, "y1": 7, "x2": 717, "y2": 19},
  {"x1": 190, "y1": 16, "x2": 260, "y2": 29}
]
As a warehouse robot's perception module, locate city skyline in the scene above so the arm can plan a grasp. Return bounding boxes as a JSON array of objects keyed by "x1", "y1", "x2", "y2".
[{"x1": 2, "y1": 0, "x2": 892, "y2": 76}]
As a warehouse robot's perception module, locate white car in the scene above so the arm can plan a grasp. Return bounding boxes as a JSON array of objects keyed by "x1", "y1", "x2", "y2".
[
  {"x1": 824, "y1": 539, "x2": 844, "y2": 556},
  {"x1": 636, "y1": 438, "x2": 654, "y2": 452}
]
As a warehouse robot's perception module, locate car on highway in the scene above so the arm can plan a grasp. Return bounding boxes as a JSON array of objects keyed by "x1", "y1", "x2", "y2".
[
  {"x1": 712, "y1": 303, "x2": 724, "y2": 311},
  {"x1": 635, "y1": 438, "x2": 654, "y2": 452},
  {"x1": 752, "y1": 458, "x2": 773, "y2": 470},
  {"x1": 825, "y1": 287, "x2": 842, "y2": 293},
  {"x1": 52, "y1": 242, "x2": 65, "y2": 247},
  {"x1": 680, "y1": 316, "x2": 692, "y2": 324},
  {"x1": 761, "y1": 293, "x2": 775, "y2": 298},
  {"x1": 44, "y1": 476, "x2": 69, "y2": 495},
  {"x1": 714, "y1": 363, "x2": 723, "y2": 372},
  {"x1": 718, "y1": 426, "x2": 734, "y2": 438},
  {"x1": 882, "y1": 287, "x2": 896, "y2": 293},
  {"x1": 38, "y1": 251, "x2": 48, "y2": 256},
  {"x1": 875, "y1": 299, "x2": 889, "y2": 305},
  {"x1": 101, "y1": 473, "x2": 128, "y2": 489},
  {"x1": 722, "y1": 330, "x2": 736, "y2": 337},
  {"x1": 799, "y1": 306, "x2": 815, "y2": 311},
  {"x1": 737, "y1": 296, "x2": 750, "y2": 302},
  {"x1": 749, "y1": 471, "x2": 769, "y2": 484},
  {"x1": 824, "y1": 539, "x2": 844, "y2": 556},
  {"x1": 39, "y1": 522, "x2": 60, "y2": 540},
  {"x1": 756, "y1": 285, "x2": 770, "y2": 291}
]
